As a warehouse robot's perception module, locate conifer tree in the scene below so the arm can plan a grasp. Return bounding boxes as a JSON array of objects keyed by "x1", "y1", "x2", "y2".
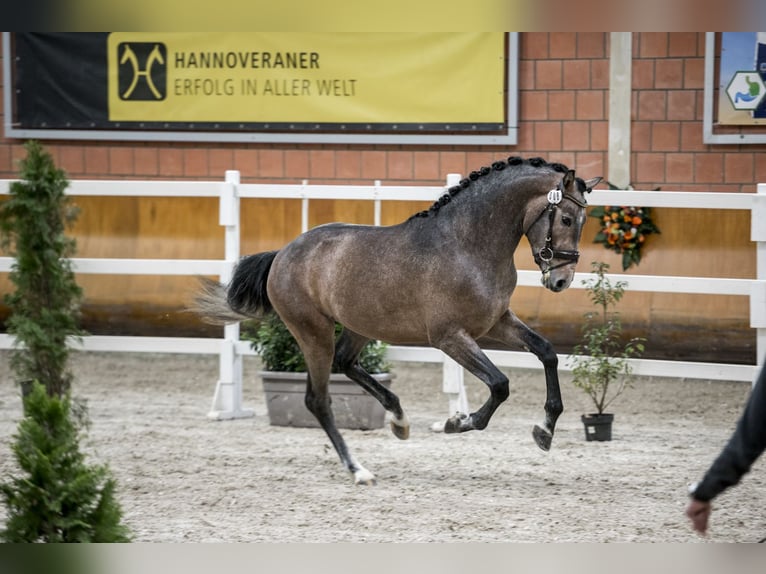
[
  {"x1": 0, "y1": 139, "x2": 83, "y2": 397},
  {"x1": 0, "y1": 140, "x2": 130, "y2": 542},
  {"x1": 0, "y1": 383, "x2": 130, "y2": 542}
]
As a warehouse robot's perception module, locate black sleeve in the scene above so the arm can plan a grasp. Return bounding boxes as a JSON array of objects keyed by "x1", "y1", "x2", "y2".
[{"x1": 692, "y1": 366, "x2": 766, "y2": 502}]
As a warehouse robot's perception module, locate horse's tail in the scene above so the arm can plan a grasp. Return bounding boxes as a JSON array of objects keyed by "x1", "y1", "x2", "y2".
[{"x1": 190, "y1": 251, "x2": 278, "y2": 325}]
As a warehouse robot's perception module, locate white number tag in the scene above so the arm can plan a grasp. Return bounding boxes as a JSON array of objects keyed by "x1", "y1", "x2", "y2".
[{"x1": 547, "y1": 189, "x2": 562, "y2": 204}]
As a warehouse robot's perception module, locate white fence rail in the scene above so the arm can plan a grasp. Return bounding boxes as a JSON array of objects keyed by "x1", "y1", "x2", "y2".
[{"x1": 1, "y1": 173, "x2": 765, "y2": 420}]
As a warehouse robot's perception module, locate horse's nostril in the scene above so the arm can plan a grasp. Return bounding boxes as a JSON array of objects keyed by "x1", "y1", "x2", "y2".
[{"x1": 555, "y1": 279, "x2": 566, "y2": 290}]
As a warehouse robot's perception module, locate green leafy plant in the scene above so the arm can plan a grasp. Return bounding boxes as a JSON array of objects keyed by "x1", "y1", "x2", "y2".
[
  {"x1": 0, "y1": 382, "x2": 131, "y2": 542},
  {"x1": 589, "y1": 182, "x2": 661, "y2": 271},
  {"x1": 0, "y1": 140, "x2": 84, "y2": 397},
  {"x1": 571, "y1": 261, "x2": 645, "y2": 415},
  {"x1": 243, "y1": 314, "x2": 389, "y2": 374}
]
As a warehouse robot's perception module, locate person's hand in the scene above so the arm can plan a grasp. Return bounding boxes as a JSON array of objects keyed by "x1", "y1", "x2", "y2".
[{"x1": 686, "y1": 498, "x2": 712, "y2": 535}]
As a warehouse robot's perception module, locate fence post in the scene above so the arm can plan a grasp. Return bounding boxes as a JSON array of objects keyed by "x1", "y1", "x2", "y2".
[
  {"x1": 752, "y1": 183, "x2": 766, "y2": 384},
  {"x1": 432, "y1": 173, "x2": 470, "y2": 431},
  {"x1": 373, "y1": 180, "x2": 382, "y2": 226},
  {"x1": 208, "y1": 170, "x2": 254, "y2": 420},
  {"x1": 301, "y1": 179, "x2": 310, "y2": 233}
]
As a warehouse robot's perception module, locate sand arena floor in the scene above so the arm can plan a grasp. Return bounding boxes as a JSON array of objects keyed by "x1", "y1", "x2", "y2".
[{"x1": 1, "y1": 350, "x2": 765, "y2": 542}]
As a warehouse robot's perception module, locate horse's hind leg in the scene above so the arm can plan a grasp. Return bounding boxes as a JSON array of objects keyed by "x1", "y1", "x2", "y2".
[
  {"x1": 284, "y1": 316, "x2": 377, "y2": 485},
  {"x1": 334, "y1": 328, "x2": 410, "y2": 440}
]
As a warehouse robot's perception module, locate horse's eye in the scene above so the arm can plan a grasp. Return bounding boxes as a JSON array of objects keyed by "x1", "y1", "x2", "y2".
[{"x1": 562, "y1": 215, "x2": 573, "y2": 227}]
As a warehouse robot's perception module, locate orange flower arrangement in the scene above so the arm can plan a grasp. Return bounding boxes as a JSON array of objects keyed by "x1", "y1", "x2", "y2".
[{"x1": 590, "y1": 196, "x2": 661, "y2": 271}]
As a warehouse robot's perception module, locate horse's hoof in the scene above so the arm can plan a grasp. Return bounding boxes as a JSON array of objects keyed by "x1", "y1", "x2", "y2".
[
  {"x1": 532, "y1": 425, "x2": 552, "y2": 451},
  {"x1": 390, "y1": 420, "x2": 410, "y2": 440},
  {"x1": 353, "y1": 468, "x2": 377, "y2": 486},
  {"x1": 444, "y1": 412, "x2": 468, "y2": 434}
]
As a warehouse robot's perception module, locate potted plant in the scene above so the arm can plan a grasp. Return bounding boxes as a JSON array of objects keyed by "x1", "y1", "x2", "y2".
[
  {"x1": 243, "y1": 314, "x2": 393, "y2": 430},
  {"x1": 570, "y1": 261, "x2": 645, "y2": 441}
]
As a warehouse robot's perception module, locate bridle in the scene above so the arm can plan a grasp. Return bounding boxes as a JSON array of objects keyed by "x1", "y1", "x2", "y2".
[{"x1": 527, "y1": 183, "x2": 588, "y2": 282}]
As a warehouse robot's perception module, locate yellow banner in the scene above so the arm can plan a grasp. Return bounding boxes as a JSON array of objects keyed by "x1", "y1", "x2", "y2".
[{"x1": 107, "y1": 33, "x2": 505, "y2": 126}]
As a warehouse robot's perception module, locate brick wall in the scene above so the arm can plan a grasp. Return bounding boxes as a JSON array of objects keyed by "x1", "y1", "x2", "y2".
[
  {"x1": 2, "y1": 33, "x2": 764, "y2": 191},
  {"x1": 0, "y1": 32, "x2": 766, "y2": 192}
]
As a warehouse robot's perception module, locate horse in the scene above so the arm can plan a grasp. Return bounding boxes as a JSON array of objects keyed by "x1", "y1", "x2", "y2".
[{"x1": 191, "y1": 156, "x2": 601, "y2": 485}]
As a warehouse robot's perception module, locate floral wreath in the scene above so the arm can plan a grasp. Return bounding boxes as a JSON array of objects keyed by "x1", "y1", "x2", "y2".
[{"x1": 589, "y1": 184, "x2": 661, "y2": 271}]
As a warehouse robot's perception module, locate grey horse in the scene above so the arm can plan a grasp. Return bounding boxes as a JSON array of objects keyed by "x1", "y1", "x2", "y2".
[{"x1": 192, "y1": 156, "x2": 601, "y2": 485}]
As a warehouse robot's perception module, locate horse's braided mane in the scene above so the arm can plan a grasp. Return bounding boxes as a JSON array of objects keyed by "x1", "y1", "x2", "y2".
[{"x1": 409, "y1": 156, "x2": 570, "y2": 220}]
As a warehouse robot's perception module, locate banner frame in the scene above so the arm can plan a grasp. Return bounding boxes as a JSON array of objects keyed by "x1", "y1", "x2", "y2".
[
  {"x1": 2, "y1": 32, "x2": 518, "y2": 146},
  {"x1": 704, "y1": 31, "x2": 766, "y2": 144}
]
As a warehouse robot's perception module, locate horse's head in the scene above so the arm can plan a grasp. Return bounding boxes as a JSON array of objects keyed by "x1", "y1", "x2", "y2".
[{"x1": 524, "y1": 170, "x2": 602, "y2": 292}]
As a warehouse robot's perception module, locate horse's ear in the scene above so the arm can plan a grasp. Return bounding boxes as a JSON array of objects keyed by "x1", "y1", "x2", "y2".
[
  {"x1": 562, "y1": 169, "x2": 575, "y2": 188},
  {"x1": 583, "y1": 176, "x2": 603, "y2": 192}
]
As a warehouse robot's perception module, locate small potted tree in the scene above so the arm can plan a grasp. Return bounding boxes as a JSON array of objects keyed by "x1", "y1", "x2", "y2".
[
  {"x1": 243, "y1": 314, "x2": 393, "y2": 430},
  {"x1": 570, "y1": 261, "x2": 645, "y2": 441}
]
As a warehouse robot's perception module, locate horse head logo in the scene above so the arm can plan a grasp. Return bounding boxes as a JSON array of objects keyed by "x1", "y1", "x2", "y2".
[{"x1": 118, "y1": 43, "x2": 167, "y2": 101}]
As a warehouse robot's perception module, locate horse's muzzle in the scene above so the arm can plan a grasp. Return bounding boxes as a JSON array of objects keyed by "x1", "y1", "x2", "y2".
[{"x1": 541, "y1": 267, "x2": 574, "y2": 292}]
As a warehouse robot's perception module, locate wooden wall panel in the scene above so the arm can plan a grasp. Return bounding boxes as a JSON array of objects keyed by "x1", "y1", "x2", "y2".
[
  {"x1": 512, "y1": 207, "x2": 753, "y2": 325},
  {"x1": 241, "y1": 198, "x2": 302, "y2": 254},
  {"x1": 0, "y1": 198, "x2": 756, "y2": 320}
]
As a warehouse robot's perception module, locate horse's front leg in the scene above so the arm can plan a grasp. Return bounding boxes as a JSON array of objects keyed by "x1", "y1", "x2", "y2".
[{"x1": 484, "y1": 310, "x2": 563, "y2": 451}]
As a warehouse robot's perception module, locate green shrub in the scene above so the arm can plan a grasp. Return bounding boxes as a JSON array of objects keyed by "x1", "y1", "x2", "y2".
[
  {"x1": 0, "y1": 382, "x2": 130, "y2": 542},
  {"x1": 243, "y1": 314, "x2": 390, "y2": 374}
]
